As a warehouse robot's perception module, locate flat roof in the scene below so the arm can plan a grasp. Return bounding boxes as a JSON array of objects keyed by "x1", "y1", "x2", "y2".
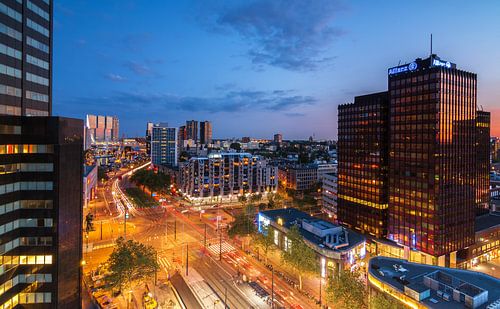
[
  {"x1": 260, "y1": 208, "x2": 365, "y2": 252},
  {"x1": 475, "y1": 212, "x2": 500, "y2": 232},
  {"x1": 369, "y1": 256, "x2": 500, "y2": 309}
]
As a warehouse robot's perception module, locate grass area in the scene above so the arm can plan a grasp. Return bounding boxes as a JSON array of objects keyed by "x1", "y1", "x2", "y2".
[{"x1": 125, "y1": 187, "x2": 157, "y2": 208}]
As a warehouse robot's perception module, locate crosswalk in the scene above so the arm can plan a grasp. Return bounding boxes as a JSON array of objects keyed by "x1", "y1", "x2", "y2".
[
  {"x1": 158, "y1": 256, "x2": 171, "y2": 270},
  {"x1": 207, "y1": 240, "x2": 235, "y2": 256}
]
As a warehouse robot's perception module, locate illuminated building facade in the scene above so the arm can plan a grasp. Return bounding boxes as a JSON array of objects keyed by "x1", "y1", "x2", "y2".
[
  {"x1": 337, "y1": 92, "x2": 389, "y2": 238},
  {"x1": 258, "y1": 208, "x2": 366, "y2": 276},
  {"x1": 151, "y1": 123, "x2": 177, "y2": 167},
  {"x1": 475, "y1": 111, "x2": 490, "y2": 215},
  {"x1": 338, "y1": 55, "x2": 491, "y2": 267},
  {"x1": 0, "y1": 0, "x2": 83, "y2": 307},
  {"x1": 186, "y1": 120, "x2": 198, "y2": 142},
  {"x1": 199, "y1": 121, "x2": 212, "y2": 145},
  {"x1": 388, "y1": 55, "x2": 478, "y2": 261},
  {"x1": 179, "y1": 153, "x2": 277, "y2": 201},
  {"x1": 85, "y1": 114, "x2": 119, "y2": 143},
  {"x1": 278, "y1": 164, "x2": 318, "y2": 191}
]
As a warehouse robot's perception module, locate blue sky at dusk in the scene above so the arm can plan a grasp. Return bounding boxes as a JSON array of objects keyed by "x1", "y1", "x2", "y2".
[{"x1": 53, "y1": 0, "x2": 500, "y2": 139}]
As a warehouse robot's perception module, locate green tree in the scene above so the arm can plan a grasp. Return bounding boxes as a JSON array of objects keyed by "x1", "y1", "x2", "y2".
[
  {"x1": 370, "y1": 292, "x2": 404, "y2": 309},
  {"x1": 228, "y1": 213, "x2": 255, "y2": 237},
  {"x1": 325, "y1": 269, "x2": 367, "y2": 309},
  {"x1": 249, "y1": 193, "x2": 262, "y2": 204},
  {"x1": 237, "y1": 195, "x2": 248, "y2": 206},
  {"x1": 253, "y1": 224, "x2": 275, "y2": 263},
  {"x1": 267, "y1": 192, "x2": 283, "y2": 209},
  {"x1": 281, "y1": 225, "x2": 318, "y2": 290},
  {"x1": 106, "y1": 237, "x2": 159, "y2": 292},
  {"x1": 230, "y1": 142, "x2": 241, "y2": 151}
]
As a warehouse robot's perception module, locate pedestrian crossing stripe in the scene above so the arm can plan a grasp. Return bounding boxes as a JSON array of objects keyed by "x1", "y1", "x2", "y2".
[
  {"x1": 158, "y1": 257, "x2": 170, "y2": 269},
  {"x1": 207, "y1": 241, "x2": 235, "y2": 256}
]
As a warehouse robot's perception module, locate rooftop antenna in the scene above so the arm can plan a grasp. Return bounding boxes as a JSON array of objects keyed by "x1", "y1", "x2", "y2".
[{"x1": 430, "y1": 33, "x2": 433, "y2": 56}]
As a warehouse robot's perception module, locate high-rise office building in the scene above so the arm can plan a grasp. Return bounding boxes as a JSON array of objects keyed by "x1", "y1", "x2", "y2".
[
  {"x1": 273, "y1": 133, "x2": 283, "y2": 144},
  {"x1": 145, "y1": 122, "x2": 153, "y2": 156},
  {"x1": 178, "y1": 125, "x2": 186, "y2": 149},
  {"x1": 199, "y1": 121, "x2": 212, "y2": 145},
  {"x1": 0, "y1": 1, "x2": 83, "y2": 307},
  {"x1": 338, "y1": 55, "x2": 489, "y2": 266},
  {"x1": 475, "y1": 111, "x2": 490, "y2": 215},
  {"x1": 85, "y1": 114, "x2": 119, "y2": 143},
  {"x1": 337, "y1": 92, "x2": 389, "y2": 238},
  {"x1": 185, "y1": 120, "x2": 198, "y2": 142},
  {"x1": 388, "y1": 55, "x2": 478, "y2": 260},
  {"x1": 151, "y1": 123, "x2": 177, "y2": 167}
]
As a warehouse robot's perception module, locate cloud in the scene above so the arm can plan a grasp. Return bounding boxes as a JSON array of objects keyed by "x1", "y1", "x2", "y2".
[
  {"x1": 105, "y1": 73, "x2": 126, "y2": 82},
  {"x1": 199, "y1": 0, "x2": 345, "y2": 71},
  {"x1": 124, "y1": 61, "x2": 154, "y2": 76},
  {"x1": 285, "y1": 112, "x2": 306, "y2": 117},
  {"x1": 63, "y1": 89, "x2": 316, "y2": 114}
]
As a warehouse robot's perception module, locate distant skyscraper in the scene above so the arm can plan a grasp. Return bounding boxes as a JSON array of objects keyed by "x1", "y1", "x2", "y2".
[
  {"x1": 151, "y1": 123, "x2": 177, "y2": 167},
  {"x1": 199, "y1": 121, "x2": 212, "y2": 145},
  {"x1": 0, "y1": 1, "x2": 83, "y2": 306},
  {"x1": 186, "y1": 120, "x2": 198, "y2": 142},
  {"x1": 475, "y1": 111, "x2": 490, "y2": 215},
  {"x1": 85, "y1": 114, "x2": 119, "y2": 143},
  {"x1": 274, "y1": 133, "x2": 283, "y2": 144},
  {"x1": 178, "y1": 125, "x2": 186, "y2": 149},
  {"x1": 338, "y1": 92, "x2": 389, "y2": 238},
  {"x1": 146, "y1": 122, "x2": 153, "y2": 156},
  {"x1": 338, "y1": 55, "x2": 489, "y2": 267}
]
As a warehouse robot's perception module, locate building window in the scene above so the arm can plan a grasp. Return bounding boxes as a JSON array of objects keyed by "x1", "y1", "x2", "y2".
[
  {"x1": 0, "y1": 2, "x2": 22, "y2": 22},
  {"x1": 27, "y1": 1, "x2": 49, "y2": 21}
]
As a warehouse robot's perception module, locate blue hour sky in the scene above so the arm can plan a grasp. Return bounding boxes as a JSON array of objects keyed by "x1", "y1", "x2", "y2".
[{"x1": 53, "y1": 0, "x2": 500, "y2": 139}]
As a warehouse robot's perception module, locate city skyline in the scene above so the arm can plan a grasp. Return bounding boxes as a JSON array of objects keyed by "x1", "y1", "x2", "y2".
[{"x1": 53, "y1": 0, "x2": 500, "y2": 139}]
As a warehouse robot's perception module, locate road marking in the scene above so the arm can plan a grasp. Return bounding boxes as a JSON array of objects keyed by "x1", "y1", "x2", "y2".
[{"x1": 207, "y1": 241, "x2": 235, "y2": 256}]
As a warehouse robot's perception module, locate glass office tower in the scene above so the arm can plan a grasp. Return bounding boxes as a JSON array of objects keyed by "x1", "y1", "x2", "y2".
[
  {"x1": 337, "y1": 92, "x2": 389, "y2": 238},
  {"x1": 475, "y1": 111, "x2": 490, "y2": 215},
  {"x1": 0, "y1": 0, "x2": 83, "y2": 307},
  {"x1": 388, "y1": 55, "x2": 477, "y2": 260}
]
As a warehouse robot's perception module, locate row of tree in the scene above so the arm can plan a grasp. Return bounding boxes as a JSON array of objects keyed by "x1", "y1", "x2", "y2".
[
  {"x1": 130, "y1": 169, "x2": 171, "y2": 195},
  {"x1": 227, "y1": 200, "x2": 403, "y2": 308}
]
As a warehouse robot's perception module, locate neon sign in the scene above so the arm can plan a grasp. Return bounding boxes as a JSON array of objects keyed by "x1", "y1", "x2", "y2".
[
  {"x1": 432, "y1": 59, "x2": 451, "y2": 68},
  {"x1": 388, "y1": 62, "x2": 418, "y2": 75}
]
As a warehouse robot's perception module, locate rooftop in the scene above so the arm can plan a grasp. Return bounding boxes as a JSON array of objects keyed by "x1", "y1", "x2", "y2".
[
  {"x1": 369, "y1": 256, "x2": 500, "y2": 309},
  {"x1": 475, "y1": 212, "x2": 500, "y2": 232},
  {"x1": 259, "y1": 208, "x2": 365, "y2": 253}
]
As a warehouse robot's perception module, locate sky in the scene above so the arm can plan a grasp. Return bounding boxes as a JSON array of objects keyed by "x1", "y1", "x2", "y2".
[{"x1": 53, "y1": 0, "x2": 500, "y2": 139}]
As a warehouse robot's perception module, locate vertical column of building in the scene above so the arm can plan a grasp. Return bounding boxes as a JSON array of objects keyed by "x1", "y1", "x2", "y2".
[
  {"x1": 476, "y1": 111, "x2": 490, "y2": 215},
  {"x1": 388, "y1": 56, "x2": 477, "y2": 262},
  {"x1": 1, "y1": 0, "x2": 83, "y2": 306},
  {"x1": 337, "y1": 92, "x2": 389, "y2": 238}
]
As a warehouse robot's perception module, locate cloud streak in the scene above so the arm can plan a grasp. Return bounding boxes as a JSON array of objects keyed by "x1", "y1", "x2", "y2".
[
  {"x1": 63, "y1": 89, "x2": 316, "y2": 114},
  {"x1": 105, "y1": 73, "x2": 126, "y2": 81},
  {"x1": 200, "y1": 0, "x2": 345, "y2": 71}
]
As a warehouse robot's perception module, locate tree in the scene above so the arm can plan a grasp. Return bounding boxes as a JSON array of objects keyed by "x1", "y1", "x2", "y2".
[
  {"x1": 130, "y1": 169, "x2": 171, "y2": 195},
  {"x1": 228, "y1": 213, "x2": 255, "y2": 237},
  {"x1": 106, "y1": 237, "x2": 159, "y2": 293},
  {"x1": 98, "y1": 166, "x2": 109, "y2": 182},
  {"x1": 253, "y1": 224, "x2": 275, "y2": 263},
  {"x1": 281, "y1": 225, "x2": 318, "y2": 290},
  {"x1": 370, "y1": 292, "x2": 404, "y2": 309},
  {"x1": 237, "y1": 195, "x2": 247, "y2": 206},
  {"x1": 230, "y1": 142, "x2": 241, "y2": 151},
  {"x1": 267, "y1": 192, "x2": 283, "y2": 209},
  {"x1": 249, "y1": 193, "x2": 262, "y2": 204},
  {"x1": 325, "y1": 269, "x2": 367, "y2": 309}
]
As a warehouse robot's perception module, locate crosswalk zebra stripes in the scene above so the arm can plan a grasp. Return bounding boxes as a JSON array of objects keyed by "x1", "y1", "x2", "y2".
[
  {"x1": 207, "y1": 240, "x2": 235, "y2": 256},
  {"x1": 158, "y1": 256, "x2": 171, "y2": 270}
]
